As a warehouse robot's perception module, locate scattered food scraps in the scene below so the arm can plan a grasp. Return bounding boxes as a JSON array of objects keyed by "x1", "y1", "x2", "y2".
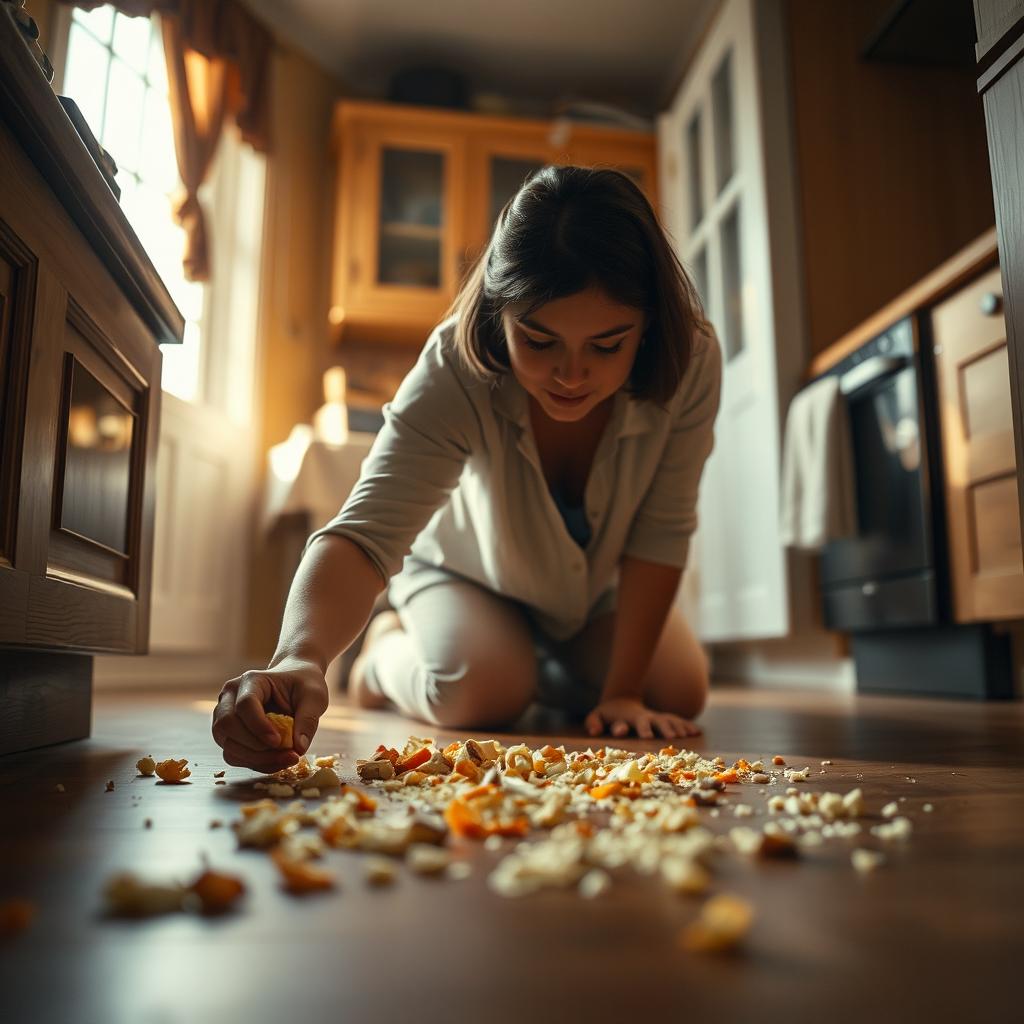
[
  {"x1": 271, "y1": 849, "x2": 335, "y2": 893},
  {"x1": 681, "y1": 894, "x2": 754, "y2": 953},
  {"x1": 155, "y1": 759, "x2": 191, "y2": 784}
]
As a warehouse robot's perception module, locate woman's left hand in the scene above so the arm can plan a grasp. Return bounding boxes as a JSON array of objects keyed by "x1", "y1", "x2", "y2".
[{"x1": 584, "y1": 697, "x2": 702, "y2": 740}]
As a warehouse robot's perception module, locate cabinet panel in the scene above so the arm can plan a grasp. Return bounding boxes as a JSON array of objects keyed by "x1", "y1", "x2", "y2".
[
  {"x1": 932, "y1": 264, "x2": 1024, "y2": 621},
  {"x1": 0, "y1": 220, "x2": 36, "y2": 573}
]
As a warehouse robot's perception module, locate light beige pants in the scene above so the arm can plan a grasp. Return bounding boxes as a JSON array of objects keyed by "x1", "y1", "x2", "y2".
[{"x1": 362, "y1": 576, "x2": 708, "y2": 730}]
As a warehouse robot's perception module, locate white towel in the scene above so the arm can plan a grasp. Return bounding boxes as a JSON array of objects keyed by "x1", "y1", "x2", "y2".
[{"x1": 779, "y1": 375, "x2": 858, "y2": 551}]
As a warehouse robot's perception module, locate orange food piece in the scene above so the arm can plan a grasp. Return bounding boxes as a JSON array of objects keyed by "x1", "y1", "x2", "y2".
[
  {"x1": 189, "y1": 869, "x2": 246, "y2": 914},
  {"x1": 266, "y1": 713, "x2": 294, "y2": 749},
  {"x1": 373, "y1": 744, "x2": 401, "y2": 767},
  {"x1": 733, "y1": 759, "x2": 753, "y2": 774},
  {"x1": 271, "y1": 850, "x2": 334, "y2": 893},
  {"x1": 462, "y1": 783, "x2": 498, "y2": 801},
  {"x1": 442, "y1": 741, "x2": 461, "y2": 761},
  {"x1": 681, "y1": 770, "x2": 697, "y2": 781},
  {"x1": 588, "y1": 782, "x2": 623, "y2": 800},
  {"x1": 772, "y1": 755, "x2": 786, "y2": 766},
  {"x1": 712, "y1": 769, "x2": 740, "y2": 785},
  {"x1": 574, "y1": 820, "x2": 596, "y2": 838},
  {"x1": 396, "y1": 747, "x2": 431, "y2": 774},
  {"x1": 155, "y1": 758, "x2": 191, "y2": 783},
  {"x1": 455, "y1": 759, "x2": 480, "y2": 781},
  {"x1": 659, "y1": 745, "x2": 679, "y2": 757},
  {"x1": 445, "y1": 799, "x2": 486, "y2": 839},
  {"x1": 0, "y1": 899, "x2": 35, "y2": 935},
  {"x1": 340, "y1": 785, "x2": 377, "y2": 814}
]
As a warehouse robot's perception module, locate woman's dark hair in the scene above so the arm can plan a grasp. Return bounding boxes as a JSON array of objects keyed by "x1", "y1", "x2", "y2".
[{"x1": 445, "y1": 165, "x2": 709, "y2": 405}]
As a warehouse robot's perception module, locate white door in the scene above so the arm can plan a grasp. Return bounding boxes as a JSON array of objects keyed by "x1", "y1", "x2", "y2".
[{"x1": 659, "y1": 0, "x2": 798, "y2": 640}]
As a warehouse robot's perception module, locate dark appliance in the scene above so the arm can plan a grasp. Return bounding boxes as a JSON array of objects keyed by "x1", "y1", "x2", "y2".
[{"x1": 816, "y1": 316, "x2": 1012, "y2": 699}]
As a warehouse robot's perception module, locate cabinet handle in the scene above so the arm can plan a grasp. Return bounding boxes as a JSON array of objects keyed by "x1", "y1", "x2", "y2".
[{"x1": 979, "y1": 292, "x2": 1002, "y2": 316}]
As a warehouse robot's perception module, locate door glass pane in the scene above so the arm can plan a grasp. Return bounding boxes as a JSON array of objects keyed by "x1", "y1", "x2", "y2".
[
  {"x1": 378, "y1": 148, "x2": 444, "y2": 287},
  {"x1": 711, "y1": 50, "x2": 735, "y2": 194},
  {"x1": 720, "y1": 202, "x2": 744, "y2": 361},
  {"x1": 61, "y1": 359, "x2": 135, "y2": 554},
  {"x1": 686, "y1": 111, "x2": 704, "y2": 236},
  {"x1": 489, "y1": 157, "x2": 544, "y2": 229},
  {"x1": 690, "y1": 247, "x2": 709, "y2": 310}
]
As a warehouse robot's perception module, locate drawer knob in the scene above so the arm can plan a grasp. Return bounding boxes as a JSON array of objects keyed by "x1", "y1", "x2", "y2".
[{"x1": 979, "y1": 292, "x2": 1002, "y2": 316}]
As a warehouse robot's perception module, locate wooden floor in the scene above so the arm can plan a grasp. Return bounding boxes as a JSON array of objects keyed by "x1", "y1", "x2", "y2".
[{"x1": 2, "y1": 683, "x2": 1022, "y2": 1023}]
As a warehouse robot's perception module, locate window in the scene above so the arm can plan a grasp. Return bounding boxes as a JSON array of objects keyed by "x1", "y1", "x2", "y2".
[{"x1": 62, "y1": 5, "x2": 204, "y2": 402}]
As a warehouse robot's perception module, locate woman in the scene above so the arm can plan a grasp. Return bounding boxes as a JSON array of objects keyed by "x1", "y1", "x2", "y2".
[{"x1": 213, "y1": 166, "x2": 721, "y2": 773}]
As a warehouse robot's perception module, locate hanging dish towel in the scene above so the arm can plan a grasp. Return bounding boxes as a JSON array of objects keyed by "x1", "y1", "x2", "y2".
[{"x1": 779, "y1": 375, "x2": 858, "y2": 551}]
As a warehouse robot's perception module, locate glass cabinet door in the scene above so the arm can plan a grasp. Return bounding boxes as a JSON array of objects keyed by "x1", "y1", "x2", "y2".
[{"x1": 378, "y1": 147, "x2": 445, "y2": 288}]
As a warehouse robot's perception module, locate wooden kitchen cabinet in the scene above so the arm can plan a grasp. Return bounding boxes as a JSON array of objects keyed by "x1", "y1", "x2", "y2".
[
  {"x1": 330, "y1": 100, "x2": 657, "y2": 346},
  {"x1": 0, "y1": 7, "x2": 182, "y2": 753},
  {"x1": 932, "y1": 263, "x2": 1024, "y2": 622}
]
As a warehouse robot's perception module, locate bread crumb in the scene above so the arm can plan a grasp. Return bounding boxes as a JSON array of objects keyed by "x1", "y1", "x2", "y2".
[
  {"x1": 772, "y1": 755, "x2": 785, "y2": 766},
  {"x1": 105, "y1": 780, "x2": 115, "y2": 792},
  {"x1": 136, "y1": 756, "x2": 156, "y2": 777}
]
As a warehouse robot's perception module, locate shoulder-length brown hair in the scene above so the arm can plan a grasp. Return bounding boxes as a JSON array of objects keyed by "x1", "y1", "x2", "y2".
[{"x1": 445, "y1": 165, "x2": 709, "y2": 405}]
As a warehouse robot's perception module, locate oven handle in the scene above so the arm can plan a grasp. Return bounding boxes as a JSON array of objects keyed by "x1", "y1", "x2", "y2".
[{"x1": 838, "y1": 354, "x2": 908, "y2": 395}]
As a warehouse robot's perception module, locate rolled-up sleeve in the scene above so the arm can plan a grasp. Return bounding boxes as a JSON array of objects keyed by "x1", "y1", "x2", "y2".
[
  {"x1": 303, "y1": 331, "x2": 480, "y2": 582},
  {"x1": 623, "y1": 332, "x2": 722, "y2": 569}
]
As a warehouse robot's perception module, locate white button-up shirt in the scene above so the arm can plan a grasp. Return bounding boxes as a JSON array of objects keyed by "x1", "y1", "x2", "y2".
[{"x1": 306, "y1": 316, "x2": 721, "y2": 640}]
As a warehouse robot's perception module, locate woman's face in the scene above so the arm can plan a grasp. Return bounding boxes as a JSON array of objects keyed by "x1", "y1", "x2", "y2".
[{"x1": 502, "y1": 285, "x2": 647, "y2": 424}]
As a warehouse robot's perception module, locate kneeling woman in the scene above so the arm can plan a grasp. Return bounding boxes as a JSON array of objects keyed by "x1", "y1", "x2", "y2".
[{"x1": 213, "y1": 166, "x2": 721, "y2": 773}]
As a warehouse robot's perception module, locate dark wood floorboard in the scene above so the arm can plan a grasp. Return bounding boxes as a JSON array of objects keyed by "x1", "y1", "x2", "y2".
[{"x1": 1, "y1": 684, "x2": 1021, "y2": 1023}]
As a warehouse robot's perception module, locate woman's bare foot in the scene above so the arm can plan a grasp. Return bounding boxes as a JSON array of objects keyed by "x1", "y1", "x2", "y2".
[{"x1": 349, "y1": 610, "x2": 403, "y2": 709}]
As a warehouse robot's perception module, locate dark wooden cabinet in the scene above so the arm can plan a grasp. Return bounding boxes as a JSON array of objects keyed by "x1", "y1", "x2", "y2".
[
  {"x1": 973, "y1": 0, "x2": 1024, "y2": 556},
  {"x1": 0, "y1": 6, "x2": 182, "y2": 753}
]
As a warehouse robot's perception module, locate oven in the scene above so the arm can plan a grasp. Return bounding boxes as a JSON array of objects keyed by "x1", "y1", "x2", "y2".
[
  {"x1": 814, "y1": 316, "x2": 1012, "y2": 699},
  {"x1": 818, "y1": 317, "x2": 944, "y2": 629}
]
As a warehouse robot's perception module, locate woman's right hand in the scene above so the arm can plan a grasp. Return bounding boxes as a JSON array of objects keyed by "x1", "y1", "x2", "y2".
[{"x1": 212, "y1": 656, "x2": 329, "y2": 772}]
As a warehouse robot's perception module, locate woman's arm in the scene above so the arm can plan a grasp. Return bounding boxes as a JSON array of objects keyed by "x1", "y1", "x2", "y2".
[
  {"x1": 599, "y1": 555, "x2": 682, "y2": 702},
  {"x1": 269, "y1": 533, "x2": 386, "y2": 675},
  {"x1": 212, "y1": 534, "x2": 384, "y2": 767}
]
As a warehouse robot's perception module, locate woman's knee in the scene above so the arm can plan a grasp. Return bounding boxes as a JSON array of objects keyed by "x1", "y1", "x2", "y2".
[{"x1": 425, "y1": 654, "x2": 538, "y2": 729}]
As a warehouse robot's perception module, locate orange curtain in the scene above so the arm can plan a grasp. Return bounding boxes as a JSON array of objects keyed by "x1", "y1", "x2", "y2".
[{"x1": 58, "y1": 1, "x2": 272, "y2": 280}]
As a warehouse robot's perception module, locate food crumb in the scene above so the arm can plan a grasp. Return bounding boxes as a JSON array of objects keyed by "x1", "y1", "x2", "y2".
[
  {"x1": 681, "y1": 893, "x2": 753, "y2": 953},
  {"x1": 136, "y1": 756, "x2": 156, "y2": 777},
  {"x1": 579, "y1": 869, "x2": 612, "y2": 899},
  {"x1": 923, "y1": 803, "x2": 934, "y2": 813},
  {"x1": 215, "y1": 780, "x2": 226, "y2": 786},
  {"x1": 851, "y1": 848, "x2": 886, "y2": 873},
  {"x1": 55, "y1": 784, "x2": 65, "y2": 793},
  {"x1": 772, "y1": 755, "x2": 785, "y2": 766},
  {"x1": 105, "y1": 780, "x2": 115, "y2": 792},
  {"x1": 213, "y1": 770, "x2": 225, "y2": 779}
]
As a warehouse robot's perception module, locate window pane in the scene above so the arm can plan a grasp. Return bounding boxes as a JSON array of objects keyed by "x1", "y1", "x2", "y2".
[
  {"x1": 72, "y1": 5, "x2": 114, "y2": 44},
  {"x1": 140, "y1": 86, "x2": 178, "y2": 193},
  {"x1": 102, "y1": 58, "x2": 145, "y2": 175},
  {"x1": 112, "y1": 12, "x2": 152, "y2": 77},
  {"x1": 690, "y1": 246, "x2": 709, "y2": 310},
  {"x1": 147, "y1": 26, "x2": 167, "y2": 93},
  {"x1": 711, "y1": 50, "x2": 735, "y2": 194},
  {"x1": 63, "y1": 24, "x2": 110, "y2": 136},
  {"x1": 720, "y1": 201, "x2": 745, "y2": 361},
  {"x1": 160, "y1": 319, "x2": 200, "y2": 403},
  {"x1": 686, "y1": 110, "x2": 704, "y2": 235}
]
